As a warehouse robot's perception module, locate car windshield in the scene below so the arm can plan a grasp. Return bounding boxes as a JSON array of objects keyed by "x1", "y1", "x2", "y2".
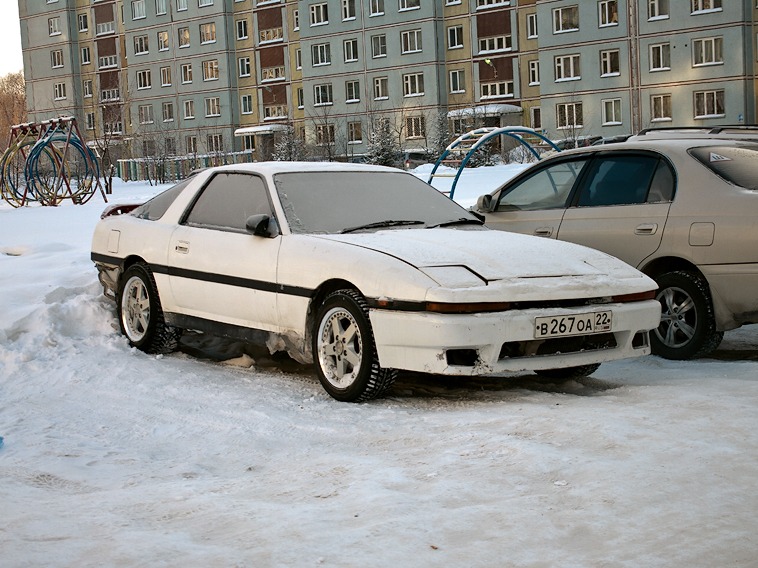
[
  {"x1": 688, "y1": 145, "x2": 758, "y2": 190},
  {"x1": 273, "y1": 170, "x2": 481, "y2": 234}
]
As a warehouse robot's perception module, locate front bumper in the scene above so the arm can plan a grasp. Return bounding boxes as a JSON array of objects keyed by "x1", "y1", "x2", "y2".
[{"x1": 369, "y1": 299, "x2": 661, "y2": 375}]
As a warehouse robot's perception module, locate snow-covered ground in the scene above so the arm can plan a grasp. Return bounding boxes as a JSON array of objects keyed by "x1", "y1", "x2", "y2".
[{"x1": 2, "y1": 166, "x2": 758, "y2": 567}]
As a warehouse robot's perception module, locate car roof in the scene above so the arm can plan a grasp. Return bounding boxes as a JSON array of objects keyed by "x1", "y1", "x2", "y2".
[
  {"x1": 201, "y1": 161, "x2": 403, "y2": 176},
  {"x1": 545, "y1": 135, "x2": 758, "y2": 158}
]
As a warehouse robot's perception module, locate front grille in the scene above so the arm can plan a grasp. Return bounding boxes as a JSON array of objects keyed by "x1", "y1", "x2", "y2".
[{"x1": 499, "y1": 332, "x2": 616, "y2": 360}]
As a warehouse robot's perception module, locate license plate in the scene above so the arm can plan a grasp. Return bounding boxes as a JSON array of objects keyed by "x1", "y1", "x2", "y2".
[{"x1": 534, "y1": 311, "x2": 613, "y2": 339}]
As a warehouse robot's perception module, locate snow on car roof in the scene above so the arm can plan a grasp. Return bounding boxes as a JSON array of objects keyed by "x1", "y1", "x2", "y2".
[{"x1": 200, "y1": 161, "x2": 403, "y2": 176}]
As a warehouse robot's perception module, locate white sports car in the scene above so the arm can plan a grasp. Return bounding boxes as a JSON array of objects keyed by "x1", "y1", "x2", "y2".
[{"x1": 91, "y1": 162, "x2": 660, "y2": 402}]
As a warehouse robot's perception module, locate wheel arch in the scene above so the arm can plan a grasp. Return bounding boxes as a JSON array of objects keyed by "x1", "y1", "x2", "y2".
[
  {"x1": 303, "y1": 278, "x2": 363, "y2": 359},
  {"x1": 640, "y1": 256, "x2": 702, "y2": 281}
]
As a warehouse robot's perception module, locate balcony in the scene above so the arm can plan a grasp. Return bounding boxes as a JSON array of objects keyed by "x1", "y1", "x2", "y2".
[
  {"x1": 98, "y1": 55, "x2": 118, "y2": 69},
  {"x1": 96, "y1": 21, "x2": 115, "y2": 36}
]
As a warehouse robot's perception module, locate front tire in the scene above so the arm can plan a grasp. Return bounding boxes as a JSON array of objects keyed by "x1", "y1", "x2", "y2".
[
  {"x1": 117, "y1": 263, "x2": 180, "y2": 354},
  {"x1": 313, "y1": 289, "x2": 397, "y2": 402},
  {"x1": 651, "y1": 271, "x2": 723, "y2": 360},
  {"x1": 535, "y1": 363, "x2": 601, "y2": 380}
]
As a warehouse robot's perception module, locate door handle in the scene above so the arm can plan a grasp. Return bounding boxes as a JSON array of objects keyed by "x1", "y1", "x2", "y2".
[
  {"x1": 635, "y1": 223, "x2": 658, "y2": 235},
  {"x1": 534, "y1": 227, "x2": 553, "y2": 237},
  {"x1": 175, "y1": 241, "x2": 190, "y2": 254}
]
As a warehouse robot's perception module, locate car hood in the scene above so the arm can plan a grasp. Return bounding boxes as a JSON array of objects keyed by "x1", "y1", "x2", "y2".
[{"x1": 314, "y1": 229, "x2": 654, "y2": 297}]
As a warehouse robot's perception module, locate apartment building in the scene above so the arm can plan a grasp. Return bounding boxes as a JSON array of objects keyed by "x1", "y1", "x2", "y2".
[{"x1": 19, "y1": 0, "x2": 758, "y2": 163}]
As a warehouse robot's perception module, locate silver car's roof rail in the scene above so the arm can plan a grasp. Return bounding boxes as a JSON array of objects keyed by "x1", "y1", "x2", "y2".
[{"x1": 637, "y1": 125, "x2": 758, "y2": 136}]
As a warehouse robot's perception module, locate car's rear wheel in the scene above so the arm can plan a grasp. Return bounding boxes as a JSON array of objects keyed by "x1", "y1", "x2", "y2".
[
  {"x1": 313, "y1": 289, "x2": 397, "y2": 402},
  {"x1": 651, "y1": 271, "x2": 723, "y2": 360},
  {"x1": 535, "y1": 363, "x2": 601, "y2": 380},
  {"x1": 117, "y1": 263, "x2": 180, "y2": 354}
]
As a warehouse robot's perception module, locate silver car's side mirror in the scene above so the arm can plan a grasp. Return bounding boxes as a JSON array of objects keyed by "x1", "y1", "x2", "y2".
[
  {"x1": 476, "y1": 194, "x2": 493, "y2": 212},
  {"x1": 246, "y1": 214, "x2": 279, "y2": 238}
]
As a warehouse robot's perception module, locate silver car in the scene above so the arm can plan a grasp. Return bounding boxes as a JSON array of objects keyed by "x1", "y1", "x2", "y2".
[{"x1": 475, "y1": 127, "x2": 758, "y2": 360}]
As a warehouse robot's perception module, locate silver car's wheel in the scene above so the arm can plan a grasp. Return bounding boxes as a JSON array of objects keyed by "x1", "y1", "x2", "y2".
[
  {"x1": 117, "y1": 263, "x2": 180, "y2": 354},
  {"x1": 313, "y1": 289, "x2": 397, "y2": 402}
]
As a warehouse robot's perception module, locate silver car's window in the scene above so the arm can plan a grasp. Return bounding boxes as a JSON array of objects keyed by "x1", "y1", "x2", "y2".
[
  {"x1": 274, "y1": 171, "x2": 477, "y2": 234},
  {"x1": 576, "y1": 155, "x2": 661, "y2": 207},
  {"x1": 496, "y1": 158, "x2": 591, "y2": 211},
  {"x1": 130, "y1": 178, "x2": 193, "y2": 220},
  {"x1": 185, "y1": 172, "x2": 272, "y2": 232},
  {"x1": 688, "y1": 145, "x2": 758, "y2": 190}
]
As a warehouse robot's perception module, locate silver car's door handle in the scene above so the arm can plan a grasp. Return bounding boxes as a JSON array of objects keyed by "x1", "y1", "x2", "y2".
[
  {"x1": 534, "y1": 227, "x2": 553, "y2": 237},
  {"x1": 175, "y1": 241, "x2": 190, "y2": 254},
  {"x1": 635, "y1": 223, "x2": 658, "y2": 235}
]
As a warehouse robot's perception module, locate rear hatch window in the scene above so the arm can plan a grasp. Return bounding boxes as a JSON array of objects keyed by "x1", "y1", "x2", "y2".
[{"x1": 688, "y1": 145, "x2": 758, "y2": 190}]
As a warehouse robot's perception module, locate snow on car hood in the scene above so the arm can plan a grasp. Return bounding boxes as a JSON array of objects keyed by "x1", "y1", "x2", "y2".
[{"x1": 316, "y1": 228, "x2": 648, "y2": 287}]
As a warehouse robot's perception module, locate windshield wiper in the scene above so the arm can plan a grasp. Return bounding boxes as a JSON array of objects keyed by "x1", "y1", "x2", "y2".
[
  {"x1": 340, "y1": 220, "x2": 425, "y2": 234},
  {"x1": 428, "y1": 217, "x2": 485, "y2": 229}
]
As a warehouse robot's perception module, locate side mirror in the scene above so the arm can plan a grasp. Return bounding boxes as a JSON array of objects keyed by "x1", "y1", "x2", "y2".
[
  {"x1": 245, "y1": 214, "x2": 279, "y2": 237},
  {"x1": 476, "y1": 194, "x2": 493, "y2": 212}
]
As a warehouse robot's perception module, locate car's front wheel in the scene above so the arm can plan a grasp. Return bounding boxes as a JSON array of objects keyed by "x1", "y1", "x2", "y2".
[
  {"x1": 313, "y1": 289, "x2": 397, "y2": 402},
  {"x1": 117, "y1": 263, "x2": 180, "y2": 354},
  {"x1": 535, "y1": 363, "x2": 601, "y2": 380},
  {"x1": 651, "y1": 271, "x2": 723, "y2": 360}
]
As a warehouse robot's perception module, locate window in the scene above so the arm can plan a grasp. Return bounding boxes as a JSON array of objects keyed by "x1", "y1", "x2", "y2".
[
  {"x1": 312, "y1": 43, "x2": 331, "y2": 66},
  {"x1": 342, "y1": 0, "x2": 355, "y2": 20},
  {"x1": 449, "y1": 69, "x2": 465, "y2": 93},
  {"x1": 399, "y1": 0, "x2": 420, "y2": 10},
  {"x1": 598, "y1": 1, "x2": 618, "y2": 27},
  {"x1": 178, "y1": 27, "x2": 190, "y2": 47},
  {"x1": 344, "y1": 39, "x2": 358, "y2": 62},
  {"x1": 160, "y1": 66, "x2": 172, "y2": 86},
  {"x1": 132, "y1": 0, "x2": 146, "y2": 20},
  {"x1": 448, "y1": 25, "x2": 463, "y2": 49},
  {"x1": 177, "y1": 0, "x2": 188, "y2": 10},
  {"x1": 237, "y1": 19, "x2": 248, "y2": 40},
  {"x1": 143, "y1": 140, "x2": 156, "y2": 157},
  {"x1": 262, "y1": 66, "x2": 285, "y2": 80},
  {"x1": 691, "y1": 0, "x2": 721, "y2": 13},
  {"x1": 527, "y1": 13, "x2": 538, "y2": 38},
  {"x1": 207, "y1": 134, "x2": 223, "y2": 153},
  {"x1": 293, "y1": 10, "x2": 299, "y2": 30},
  {"x1": 577, "y1": 155, "x2": 668, "y2": 207},
  {"x1": 316, "y1": 124, "x2": 335, "y2": 145},
  {"x1": 49, "y1": 17, "x2": 61, "y2": 36},
  {"x1": 477, "y1": 0, "x2": 508, "y2": 6},
  {"x1": 401, "y1": 30, "x2": 422, "y2": 54},
  {"x1": 648, "y1": 0, "x2": 669, "y2": 19},
  {"x1": 296, "y1": 49, "x2": 302, "y2": 69},
  {"x1": 134, "y1": 35, "x2": 149, "y2": 55},
  {"x1": 101, "y1": 88, "x2": 119, "y2": 101},
  {"x1": 166, "y1": 138, "x2": 176, "y2": 155},
  {"x1": 199, "y1": 0, "x2": 214, "y2": 6},
  {"x1": 83, "y1": 79, "x2": 93, "y2": 97},
  {"x1": 51, "y1": 50, "x2": 64, "y2": 69},
  {"x1": 297, "y1": 88, "x2": 304, "y2": 109},
  {"x1": 81, "y1": 47, "x2": 91, "y2": 65},
  {"x1": 205, "y1": 97, "x2": 221, "y2": 117},
  {"x1": 600, "y1": 49, "x2": 620, "y2": 76},
  {"x1": 53, "y1": 82, "x2": 66, "y2": 100},
  {"x1": 137, "y1": 70, "x2": 152, "y2": 89},
  {"x1": 374, "y1": 76, "x2": 388, "y2": 99},
  {"x1": 181, "y1": 63, "x2": 193, "y2": 83},
  {"x1": 406, "y1": 116, "x2": 425, "y2": 139},
  {"x1": 553, "y1": 6, "x2": 579, "y2": 33},
  {"x1": 372, "y1": 35, "x2": 387, "y2": 58},
  {"x1": 242, "y1": 135, "x2": 255, "y2": 151},
  {"x1": 86, "y1": 112, "x2": 95, "y2": 130},
  {"x1": 138, "y1": 104, "x2": 154, "y2": 124},
  {"x1": 495, "y1": 158, "x2": 591, "y2": 212},
  {"x1": 310, "y1": 3, "x2": 328, "y2": 26},
  {"x1": 528, "y1": 60, "x2": 540, "y2": 85},
  {"x1": 481, "y1": 81, "x2": 513, "y2": 98},
  {"x1": 200, "y1": 23, "x2": 216, "y2": 44},
  {"x1": 78, "y1": 13, "x2": 89, "y2": 32},
  {"x1": 530, "y1": 107, "x2": 542, "y2": 130},
  {"x1": 403, "y1": 72, "x2": 424, "y2": 96},
  {"x1": 650, "y1": 43, "x2": 670, "y2": 71},
  {"x1": 694, "y1": 90, "x2": 724, "y2": 118},
  {"x1": 370, "y1": 0, "x2": 384, "y2": 15},
  {"x1": 184, "y1": 100, "x2": 195, "y2": 119},
  {"x1": 186, "y1": 135, "x2": 198, "y2": 154},
  {"x1": 651, "y1": 94, "x2": 671, "y2": 121},
  {"x1": 163, "y1": 102, "x2": 174, "y2": 122},
  {"x1": 260, "y1": 27, "x2": 283, "y2": 43},
  {"x1": 556, "y1": 102, "x2": 583, "y2": 129},
  {"x1": 345, "y1": 80, "x2": 360, "y2": 102},
  {"x1": 99, "y1": 55, "x2": 118, "y2": 69},
  {"x1": 202, "y1": 59, "x2": 219, "y2": 81},
  {"x1": 158, "y1": 31, "x2": 169, "y2": 51},
  {"x1": 693, "y1": 37, "x2": 723, "y2": 66},
  {"x1": 314, "y1": 83, "x2": 333, "y2": 105},
  {"x1": 602, "y1": 98, "x2": 622, "y2": 125},
  {"x1": 238, "y1": 57, "x2": 251, "y2": 77},
  {"x1": 479, "y1": 35, "x2": 511, "y2": 53},
  {"x1": 348, "y1": 121, "x2": 362, "y2": 143},
  {"x1": 156, "y1": 0, "x2": 167, "y2": 14},
  {"x1": 241, "y1": 94, "x2": 253, "y2": 114},
  {"x1": 555, "y1": 54, "x2": 581, "y2": 81}
]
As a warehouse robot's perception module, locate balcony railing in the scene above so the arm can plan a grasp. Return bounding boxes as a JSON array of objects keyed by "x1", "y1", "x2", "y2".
[
  {"x1": 98, "y1": 55, "x2": 118, "y2": 69},
  {"x1": 96, "y1": 21, "x2": 115, "y2": 35}
]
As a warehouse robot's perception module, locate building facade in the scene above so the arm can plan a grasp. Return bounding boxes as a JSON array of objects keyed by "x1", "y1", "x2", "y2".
[{"x1": 19, "y1": 0, "x2": 758, "y2": 162}]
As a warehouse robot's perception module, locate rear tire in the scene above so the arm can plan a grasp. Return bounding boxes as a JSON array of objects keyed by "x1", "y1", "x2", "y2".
[
  {"x1": 313, "y1": 289, "x2": 397, "y2": 402},
  {"x1": 117, "y1": 263, "x2": 180, "y2": 354},
  {"x1": 651, "y1": 271, "x2": 723, "y2": 360},
  {"x1": 535, "y1": 363, "x2": 601, "y2": 380}
]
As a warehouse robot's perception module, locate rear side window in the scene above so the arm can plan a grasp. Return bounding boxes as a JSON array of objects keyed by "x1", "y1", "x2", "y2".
[
  {"x1": 185, "y1": 172, "x2": 272, "y2": 232},
  {"x1": 131, "y1": 177, "x2": 192, "y2": 220},
  {"x1": 688, "y1": 145, "x2": 758, "y2": 190},
  {"x1": 576, "y1": 154, "x2": 673, "y2": 207},
  {"x1": 496, "y1": 158, "x2": 591, "y2": 211}
]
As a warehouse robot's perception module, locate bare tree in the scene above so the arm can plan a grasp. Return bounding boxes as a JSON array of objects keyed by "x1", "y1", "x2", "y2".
[{"x1": 0, "y1": 72, "x2": 27, "y2": 151}]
